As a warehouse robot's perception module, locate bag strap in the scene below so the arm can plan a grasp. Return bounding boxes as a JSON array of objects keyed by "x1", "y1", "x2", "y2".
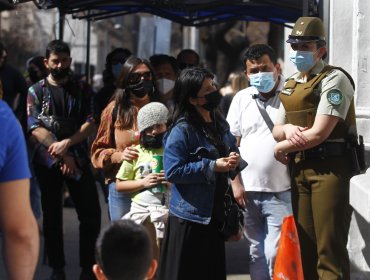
[
  {"x1": 253, "y1": 95, "x2": 274, "y2": 132},
  {"x1": 110, "y1": 103, "x2": 119, "y2": 147}
]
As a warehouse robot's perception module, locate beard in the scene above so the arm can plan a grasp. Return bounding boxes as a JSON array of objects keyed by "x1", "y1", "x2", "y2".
[{"x1": 50, "y1": 67, "x2": 70, "y2": 80}]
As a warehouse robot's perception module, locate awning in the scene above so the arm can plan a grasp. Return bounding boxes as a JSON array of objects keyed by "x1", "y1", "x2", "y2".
[{"x1": 14, "y1": 0, "x2": 303, "y2": 26}]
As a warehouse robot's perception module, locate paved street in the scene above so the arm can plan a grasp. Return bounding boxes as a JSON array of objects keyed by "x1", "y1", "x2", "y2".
[{"x1": 0, "y1": 186, "x2": 251, "y2": 279}]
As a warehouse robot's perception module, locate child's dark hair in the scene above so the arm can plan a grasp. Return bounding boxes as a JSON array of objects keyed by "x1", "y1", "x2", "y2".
[{"x1": 95, "y1": 220, "x2": 153, "y2": 280}]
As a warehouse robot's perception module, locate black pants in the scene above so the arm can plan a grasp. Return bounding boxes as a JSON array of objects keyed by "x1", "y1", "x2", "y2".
[
  {"x1": 157, "y1": 215, "x2": 226, "y2": 280},
  {"x1": 34, "y1": 163, "x2": 101, "y2": 270}
]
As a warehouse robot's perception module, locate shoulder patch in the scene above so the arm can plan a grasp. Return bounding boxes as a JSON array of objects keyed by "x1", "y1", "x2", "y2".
[{"x1": 327, "y1": 89, "x2": 343, "y2": 105}]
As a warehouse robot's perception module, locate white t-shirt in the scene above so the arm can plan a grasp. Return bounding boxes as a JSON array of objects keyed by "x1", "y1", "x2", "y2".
[{"x1": 227, "y1": 77, "x2": 290, "y2": 192}]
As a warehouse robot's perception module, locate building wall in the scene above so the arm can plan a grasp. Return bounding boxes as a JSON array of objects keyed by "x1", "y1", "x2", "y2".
[
  {"x1": 353, "y1": 2, "x2": 370, "y2": 148},
  {"x1": 331, "y1": 0, "x2": 370, "y2": 278}
]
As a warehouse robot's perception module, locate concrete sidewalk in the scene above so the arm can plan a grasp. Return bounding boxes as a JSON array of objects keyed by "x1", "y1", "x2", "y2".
[{"x1": 0, "y1": 187, "x2": 251, "y2": 279}]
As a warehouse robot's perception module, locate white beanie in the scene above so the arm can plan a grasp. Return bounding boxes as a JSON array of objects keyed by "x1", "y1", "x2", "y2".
[{"x1": 137, "y1": 102, "x2": 169, "y2": 133}]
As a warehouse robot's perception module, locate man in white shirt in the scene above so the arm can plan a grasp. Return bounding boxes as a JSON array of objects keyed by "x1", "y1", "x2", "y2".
[{"x1": 227, "y1": 44, "x2": 292, "y2": 280}]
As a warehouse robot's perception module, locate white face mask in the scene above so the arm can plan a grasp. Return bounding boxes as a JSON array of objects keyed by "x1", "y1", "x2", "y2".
[{"x1": 157, "y1": 78, "x2": 175, "y2": 95}]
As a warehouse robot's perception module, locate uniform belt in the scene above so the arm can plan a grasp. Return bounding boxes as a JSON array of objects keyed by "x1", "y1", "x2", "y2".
[{"x1": 295, "y1": 142, "x2": 348, "y2": 160}]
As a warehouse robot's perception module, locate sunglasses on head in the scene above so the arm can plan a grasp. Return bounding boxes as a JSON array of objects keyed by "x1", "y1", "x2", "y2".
[{"x1": 129, "y1": 71, "x2": 152, "y2": 84}]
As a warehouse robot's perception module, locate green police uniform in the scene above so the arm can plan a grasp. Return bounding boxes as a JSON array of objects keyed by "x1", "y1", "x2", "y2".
[{"x1": 279, "y1": 17, "x2": 357, "y2": 280}]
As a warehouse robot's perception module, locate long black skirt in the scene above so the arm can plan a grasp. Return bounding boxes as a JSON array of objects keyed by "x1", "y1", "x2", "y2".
[{"x1": 157, "y1": 215, "x2": 226, "y2": 280}]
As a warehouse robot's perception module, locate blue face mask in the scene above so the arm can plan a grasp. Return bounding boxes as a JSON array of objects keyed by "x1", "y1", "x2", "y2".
[
  {"x1": 289, "y1": 50, "x2": 317, "y2": 72},
  {"x1": 112, "y1": 63, "x2": 123, "y2": 79},
  {"x1": 248, "y1": 72, "x2": 276, "y2": 93}
]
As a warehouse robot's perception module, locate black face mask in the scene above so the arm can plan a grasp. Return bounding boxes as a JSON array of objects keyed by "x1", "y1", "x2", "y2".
[
  {"x1": 50, "y1": 68, "x2": 70, "y2": 80},
  {"x1": 127, "y1": 80, "x2": 154, "y2": 98},
  {"x1": 141, "y1": 132, "x2": 165, "y2": 149},
  {"x1": 201, "y1": 90, "x2": 222, "y2": 111}
]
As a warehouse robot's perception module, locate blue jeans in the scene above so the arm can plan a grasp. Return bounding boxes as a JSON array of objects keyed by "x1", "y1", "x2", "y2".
[
  {"x1": 244, "y1": 190, "x2": 292, "y2": 280},
  {"x1": 108, "y1": 182, "x2": 131, "y2": 221}
]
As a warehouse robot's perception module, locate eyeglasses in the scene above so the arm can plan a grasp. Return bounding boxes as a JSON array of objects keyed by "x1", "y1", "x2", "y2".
[{"x1": 128, "y1": 71, "x2": 152, "y2": 84}]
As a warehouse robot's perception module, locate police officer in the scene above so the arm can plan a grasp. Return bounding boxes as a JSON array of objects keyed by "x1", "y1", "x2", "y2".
[{"x1": 273, "y1": 17, "x2": 356, "y2": 280}]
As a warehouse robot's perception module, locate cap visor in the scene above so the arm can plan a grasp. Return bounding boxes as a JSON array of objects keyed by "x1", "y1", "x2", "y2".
[
  {"x1": 287, "y1": 36, "x2": 324, "y2": 44},
  {"x1": 286, "y1": 38, "x2": 318, "y2": 43}
]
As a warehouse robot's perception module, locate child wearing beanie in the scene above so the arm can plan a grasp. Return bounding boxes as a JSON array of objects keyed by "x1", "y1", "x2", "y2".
[{"x1": 116, "y1": 102, "x2": 169, "y2": 262}]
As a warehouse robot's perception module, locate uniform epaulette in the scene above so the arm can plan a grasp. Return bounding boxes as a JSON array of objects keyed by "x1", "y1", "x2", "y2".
[{"x1": 323, "y1": 65, "x2": 355, "y2": 90}]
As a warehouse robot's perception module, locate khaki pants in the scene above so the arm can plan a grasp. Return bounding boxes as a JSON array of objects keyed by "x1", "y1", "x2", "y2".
[{"x1": 291, "y1": 155, "x2": 353, "y2": 280}]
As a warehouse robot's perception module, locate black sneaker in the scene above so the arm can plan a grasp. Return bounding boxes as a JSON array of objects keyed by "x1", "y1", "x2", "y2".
[
  {"x1": 46, "y1": 268, "x2": 66, "y2": 280},
  {"x1": 80, "y1": 268, "x2": 96, "y2": 280}
]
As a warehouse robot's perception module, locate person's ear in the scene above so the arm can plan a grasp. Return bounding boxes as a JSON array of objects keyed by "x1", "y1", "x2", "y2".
[
  {"x1": 275, "y1": 63, "x2": 281, "y2": 75},
  {"x1": 93, "y1": 264, "x2": 107, "y2": 280},
  {"x1": 317, "y1": 47, "x2": 327, "y2": 59},
  {"x1": 146, "y1": 259, "x2": 158, "y2": 280},
  {"x1": 43, "y1": 58, "x2": 49, "y2": 70},
  {"x1": 274, "y1": 63, "x2": 282, "y2": 80}
]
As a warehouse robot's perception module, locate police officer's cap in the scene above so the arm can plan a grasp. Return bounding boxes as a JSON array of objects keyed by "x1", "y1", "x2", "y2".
[{"x1": 287, "y1": 17, "x2": 326, "y2": 43}]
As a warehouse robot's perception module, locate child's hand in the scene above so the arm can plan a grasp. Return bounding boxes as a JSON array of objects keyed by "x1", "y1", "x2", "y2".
[
  {"x1": 155, "y1": 171, "x2": 166, "y2": 184},
  {"x1": 141, "y1": 173, "x2": 162, "y2": 189}
]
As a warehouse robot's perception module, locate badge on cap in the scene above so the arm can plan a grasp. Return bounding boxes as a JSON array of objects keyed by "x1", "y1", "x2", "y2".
[{"x1": 327, "y1": 90, "x2": 343, "y2": 105}]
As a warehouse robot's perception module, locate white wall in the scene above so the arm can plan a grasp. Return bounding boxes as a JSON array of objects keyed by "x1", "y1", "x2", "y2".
[
  {"x1": 329, "y1": 0, "x2": 370, "y2": 146},
  {"x1": 351, "y1": 0, "x2": 370, "y2": 146},
  {"x1": 332, "y1": 0, "x2": 370, "y2": 277},
  {"x1": 329, "y1": 0, "x2": 353, "y2": 73}
]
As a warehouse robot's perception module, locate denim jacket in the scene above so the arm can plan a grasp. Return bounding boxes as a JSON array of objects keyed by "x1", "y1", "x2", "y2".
[{"x1": 163, "y1": 116, "x2": 240, "y2": 225}]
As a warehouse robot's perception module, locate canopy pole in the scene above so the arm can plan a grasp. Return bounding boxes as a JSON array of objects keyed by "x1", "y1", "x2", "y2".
[
  {"x1": 58, "y1": 3, "x2": 65, "y2": 40},
  {"x1": 85, "y1": 10, "x2": 91, "y2": 84},
  {"x1": 58, "y1": 10, "x2": 65, "y2": 40}
]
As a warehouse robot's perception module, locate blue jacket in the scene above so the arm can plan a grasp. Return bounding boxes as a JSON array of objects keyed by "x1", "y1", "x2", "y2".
[{"x1": 163, "y1": 116, "x2": 240, "y2": 225}]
